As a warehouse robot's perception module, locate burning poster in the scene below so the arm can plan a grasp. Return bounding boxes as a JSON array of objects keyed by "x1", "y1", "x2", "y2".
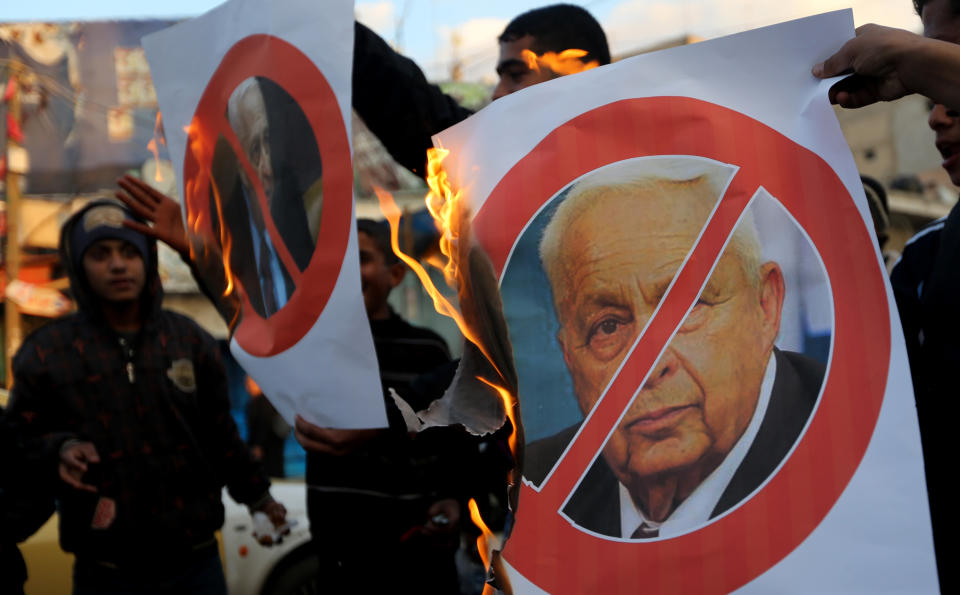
[
  {"x1": 140, "y1": 0, "x2": 386, "y2": 429},
  {"x1": 430, "y1": 10, "x2": 937, "y2": 594}
]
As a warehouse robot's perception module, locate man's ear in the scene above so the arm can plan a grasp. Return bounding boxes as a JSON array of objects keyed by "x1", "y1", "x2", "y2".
[
  {"x1": 388, "y1": 262, "x2": 407, "y2": 288},
  {"x1": 758, "y1": 262, "x2": 785, "y2": 345}
]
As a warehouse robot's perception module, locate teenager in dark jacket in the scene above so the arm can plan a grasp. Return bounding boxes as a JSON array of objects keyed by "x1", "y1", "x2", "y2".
[{"x1": 5, "y1": 201, "x2": 287, "y2": 594}]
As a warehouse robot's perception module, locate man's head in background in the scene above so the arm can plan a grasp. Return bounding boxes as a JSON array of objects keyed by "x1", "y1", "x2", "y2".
[
  {"x1": 917, "y1": 0, "x2": 960, "y2": 185},
  {"x1": 539, "y1": 161, "x2": 785, "y2": 522},
  {"x1": 357, "y1": 219, "x2": 406, "y2": 321},
  {"x1": 493, "y1": 4, "x2": 611, "y2": 100}
]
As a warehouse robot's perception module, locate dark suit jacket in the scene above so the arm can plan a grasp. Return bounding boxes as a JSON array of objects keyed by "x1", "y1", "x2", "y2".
[
  {"x1": 523, "y1": 349, "x2": 825, "y2": 537},
  {"x1": 209, "y1": 138, "x2": 307, "y2": 318}
]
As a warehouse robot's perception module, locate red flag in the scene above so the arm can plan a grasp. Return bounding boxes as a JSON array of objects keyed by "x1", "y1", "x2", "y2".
[
  {"x1": 6, "y1": 113, "x2": 23, "y2": 143},
  {"x1": 2, "y1": 77, "x2": 17, "y2": 103}
]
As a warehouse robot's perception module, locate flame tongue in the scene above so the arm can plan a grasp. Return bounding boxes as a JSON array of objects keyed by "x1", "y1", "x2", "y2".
[
  {"x1": 374, "y1": 148, "x2": 520, "y2": 439},
  {"x1": 521, "y1": 48, "x2": 599, "y2": 77},
  {"x1": 182, "y1": 118, "x2": 242, "y2": 331},
  {"x1": 147, "y1": 111, "x2": 167, "y2": 182},
  {"x1": 378, "y1": 147, "x2": 524, "y2": 594}
]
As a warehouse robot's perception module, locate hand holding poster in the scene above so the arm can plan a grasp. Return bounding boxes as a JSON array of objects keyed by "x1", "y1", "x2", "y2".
[
  {"x1": 434, "y1": 11, "x2": 938, "y2": 594},
  {"x1": 141, "y1": 0, "x2": 386, "y2": 429}
]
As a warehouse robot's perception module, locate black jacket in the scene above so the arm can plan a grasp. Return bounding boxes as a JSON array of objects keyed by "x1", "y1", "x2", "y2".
[{"x1": 890, "y1": 201, "x2": 960, "y2": 592}]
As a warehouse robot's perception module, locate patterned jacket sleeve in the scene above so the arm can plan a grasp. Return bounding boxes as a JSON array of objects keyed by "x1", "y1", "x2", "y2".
[
  {"x1": 192, "y1": 328, "x2": 271, "y2": 506},
  {"x1": 6, "y1": 338, "x2": 77, "y2": 481}
]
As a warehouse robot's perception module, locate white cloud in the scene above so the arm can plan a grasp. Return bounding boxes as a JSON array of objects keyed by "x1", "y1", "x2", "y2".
[
  {"x1": 431, "y1": 17, "x2": 507, "y2": 83},
  {"x1": 603, "y1": 0, "x2": 922, "y2": 57},
  {"x1": 356, "y1": 1, "x2": 395, "y2": 40}
]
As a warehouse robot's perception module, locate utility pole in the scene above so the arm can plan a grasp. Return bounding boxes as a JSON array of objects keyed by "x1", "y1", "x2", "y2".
[{"x1": 4, "y1": 60, "x2": 24, "y2": 388}]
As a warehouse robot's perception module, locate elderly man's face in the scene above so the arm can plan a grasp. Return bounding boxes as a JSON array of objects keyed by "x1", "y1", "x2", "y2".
[
  {"x1": 231, "y1": 83, "x2": 274, "y2": 203},
  {"x1": 552, "y1": 183, "x2": 783, "y2": 500}
]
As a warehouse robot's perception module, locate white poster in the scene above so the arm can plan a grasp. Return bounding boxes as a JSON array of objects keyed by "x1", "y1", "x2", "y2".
[
  {"x1": 143, "y1": 0, "x2": 386, "y2": 429},
  {"x1": 436, "y1": 11, "x2": 938, "y2": 594}
]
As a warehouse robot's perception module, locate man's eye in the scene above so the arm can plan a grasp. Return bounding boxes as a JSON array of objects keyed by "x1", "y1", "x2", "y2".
[
  {"x1": 510, "y1": 72, "x2": 526, "y2": 83},
  {"x1": 584, "y1": 314, "x2": 634, "y2": 361},
  {"x1": 597, "y1": 319, "x2": 621, "y2": 336},
  {"x1": 681, "y1": 301, "x2": 711, "y2": 332}
]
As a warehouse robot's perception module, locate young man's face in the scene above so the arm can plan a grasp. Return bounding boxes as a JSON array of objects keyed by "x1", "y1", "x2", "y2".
[
  {"x1": 923, "y1": 0, "x2": 960, "y2": 185},
  {"x1": 492, "y1": 34, "x2": 558, "y2": 100},
  {"x1": 358, "y1": 231, "x2": 404, "y2": 320},
  {"x1": 82, "y1": 238, "x2": 146, "y2": 304}
]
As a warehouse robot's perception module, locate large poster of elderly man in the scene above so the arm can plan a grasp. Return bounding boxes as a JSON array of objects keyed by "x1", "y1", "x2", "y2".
[
  {"x1": 142, "y1": 0, "x2": 385, "y2": 429},
  {"x1": 509, "y1": 157, "x2": 827, "y2": 539},
  {"x1": 433, "y1": 10, "x2": 936, "y2": 594}
]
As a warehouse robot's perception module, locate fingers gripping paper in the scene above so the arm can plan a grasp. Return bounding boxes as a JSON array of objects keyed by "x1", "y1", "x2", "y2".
[
  {"x1": 142, "y1": 0, "x2": 386, "y2": 429},
  {"x1": 434, "y1": 11, "x2": 938, "y2": 595}
]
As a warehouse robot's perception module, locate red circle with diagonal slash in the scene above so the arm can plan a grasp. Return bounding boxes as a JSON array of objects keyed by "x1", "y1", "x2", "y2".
[
  {"x1": 183, "y1": 34, "x2": 352, "y2": 356},
  {"x1": 473, "y1": 97, "x2": 889, "y2": 594}
]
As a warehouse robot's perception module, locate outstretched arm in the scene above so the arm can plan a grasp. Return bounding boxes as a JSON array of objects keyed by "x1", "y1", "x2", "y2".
[
  {"x1": 814, "y1": 24, "x2": 960, "y2": 110},
  {"x1": 353, "y1": 23, "x2": 473, "y2": 177}
]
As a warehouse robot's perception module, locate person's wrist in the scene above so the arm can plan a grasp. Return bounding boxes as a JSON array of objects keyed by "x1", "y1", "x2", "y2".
[
  {"x1": 249, "y1": 492, "x2": 274, "y2": 512},
  {"x1": 59, "y1": 438, "x2": 84, "y2": 457},
  {"x1": 895, "y1": 31, "x2": 936, "y2": 95}
]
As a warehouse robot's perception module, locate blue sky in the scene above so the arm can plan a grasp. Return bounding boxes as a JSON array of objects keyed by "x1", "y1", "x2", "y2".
[{"x1": 2, "y1": 1, "x2": 922, "y2": 82}]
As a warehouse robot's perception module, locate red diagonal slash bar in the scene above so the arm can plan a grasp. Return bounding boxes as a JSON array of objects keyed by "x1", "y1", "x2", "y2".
[
  {"x1": 218, "y1": 119, "x2": 304, "y2": 284},
  {"x1": 539, "y1": 171, "x2": 758, "y2": 509}
]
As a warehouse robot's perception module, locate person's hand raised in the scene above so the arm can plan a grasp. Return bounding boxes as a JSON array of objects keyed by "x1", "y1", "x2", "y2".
[{"x1": 116, "y1": 175, "x2": 190, "y2": 257}]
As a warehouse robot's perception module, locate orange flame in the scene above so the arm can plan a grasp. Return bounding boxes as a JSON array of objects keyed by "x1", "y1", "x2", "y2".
[
  {"x1": 468, "y1": 498, "x2": 498, "y2": 575},
  {"x1": 377, "y1": 148, "x2": 519, "y2": 451},
  {"x1": 146, "y1": 111, "x2": 167, "y2": 182},
  {"x1": 521, "y1": 48, "x2": 599, "y2": 76},
  {"x1": 379, "y1": 150, "x2": 519, "y2": 591},
  {"x1": 477, "y1": 376, "x2": 518, "y2": 456},
  {"x1": 424, "y1": 147, "x2": 463, "y2": 287},
  {"x1": 183, "y1": 118, "x2": 236, "y2": 299},
  {"x1": 374, "y1": 186, "x2": 501, "y2": 379}
]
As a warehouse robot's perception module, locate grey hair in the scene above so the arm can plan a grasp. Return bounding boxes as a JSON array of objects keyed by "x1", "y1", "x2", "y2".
[
  {"x1": 539, "y1": 158, "x2": 762, "y2": 291},
  {"x1": 227, "y1": 77, "x2": 266, "y2": 140}
]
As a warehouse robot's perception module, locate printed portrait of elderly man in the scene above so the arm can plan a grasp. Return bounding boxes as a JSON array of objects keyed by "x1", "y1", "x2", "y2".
[
  {"x1": 521, "y1": 158, "x2": 826, "y2": 540},
  {"x1": 208, "y1": 76, "x2": 323, "y2": 318}
]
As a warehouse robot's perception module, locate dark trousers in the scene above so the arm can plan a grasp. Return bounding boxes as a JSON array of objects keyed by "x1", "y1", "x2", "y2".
[
  {"x1": 308, "y1": 491, "x2": 460, "y2": 594},
  {"x1": 72, "y1": 546, "x2": 227, "y2": 595}
]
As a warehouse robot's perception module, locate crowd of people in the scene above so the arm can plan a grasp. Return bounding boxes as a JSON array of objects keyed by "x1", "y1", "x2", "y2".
[{"x1": 1, "y1": 0, "x2": 959, "y2": 593}]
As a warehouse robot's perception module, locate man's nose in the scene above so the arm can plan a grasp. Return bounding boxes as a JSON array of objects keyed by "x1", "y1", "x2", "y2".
[
  {"x1": 256, "y1": 152, "x2": 270, "y2": 178},
  {"x1": 643, "y1": 348, "x2": 679, "y2": 391},
  {"x1": 928, "y1": 103, "x2": 959, "y2": 131},
  {"x1": 108, "y1": 253, "x2": 126, "y2": 271}
]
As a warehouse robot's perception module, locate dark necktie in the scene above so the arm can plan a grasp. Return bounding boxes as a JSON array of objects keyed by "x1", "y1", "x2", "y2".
[
  {"x1": 258, "y1": 232, "x2": 278, "y2": 316},
  {"x1": 631, "y1": 522, "x2": 660, "y2": 539}
]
